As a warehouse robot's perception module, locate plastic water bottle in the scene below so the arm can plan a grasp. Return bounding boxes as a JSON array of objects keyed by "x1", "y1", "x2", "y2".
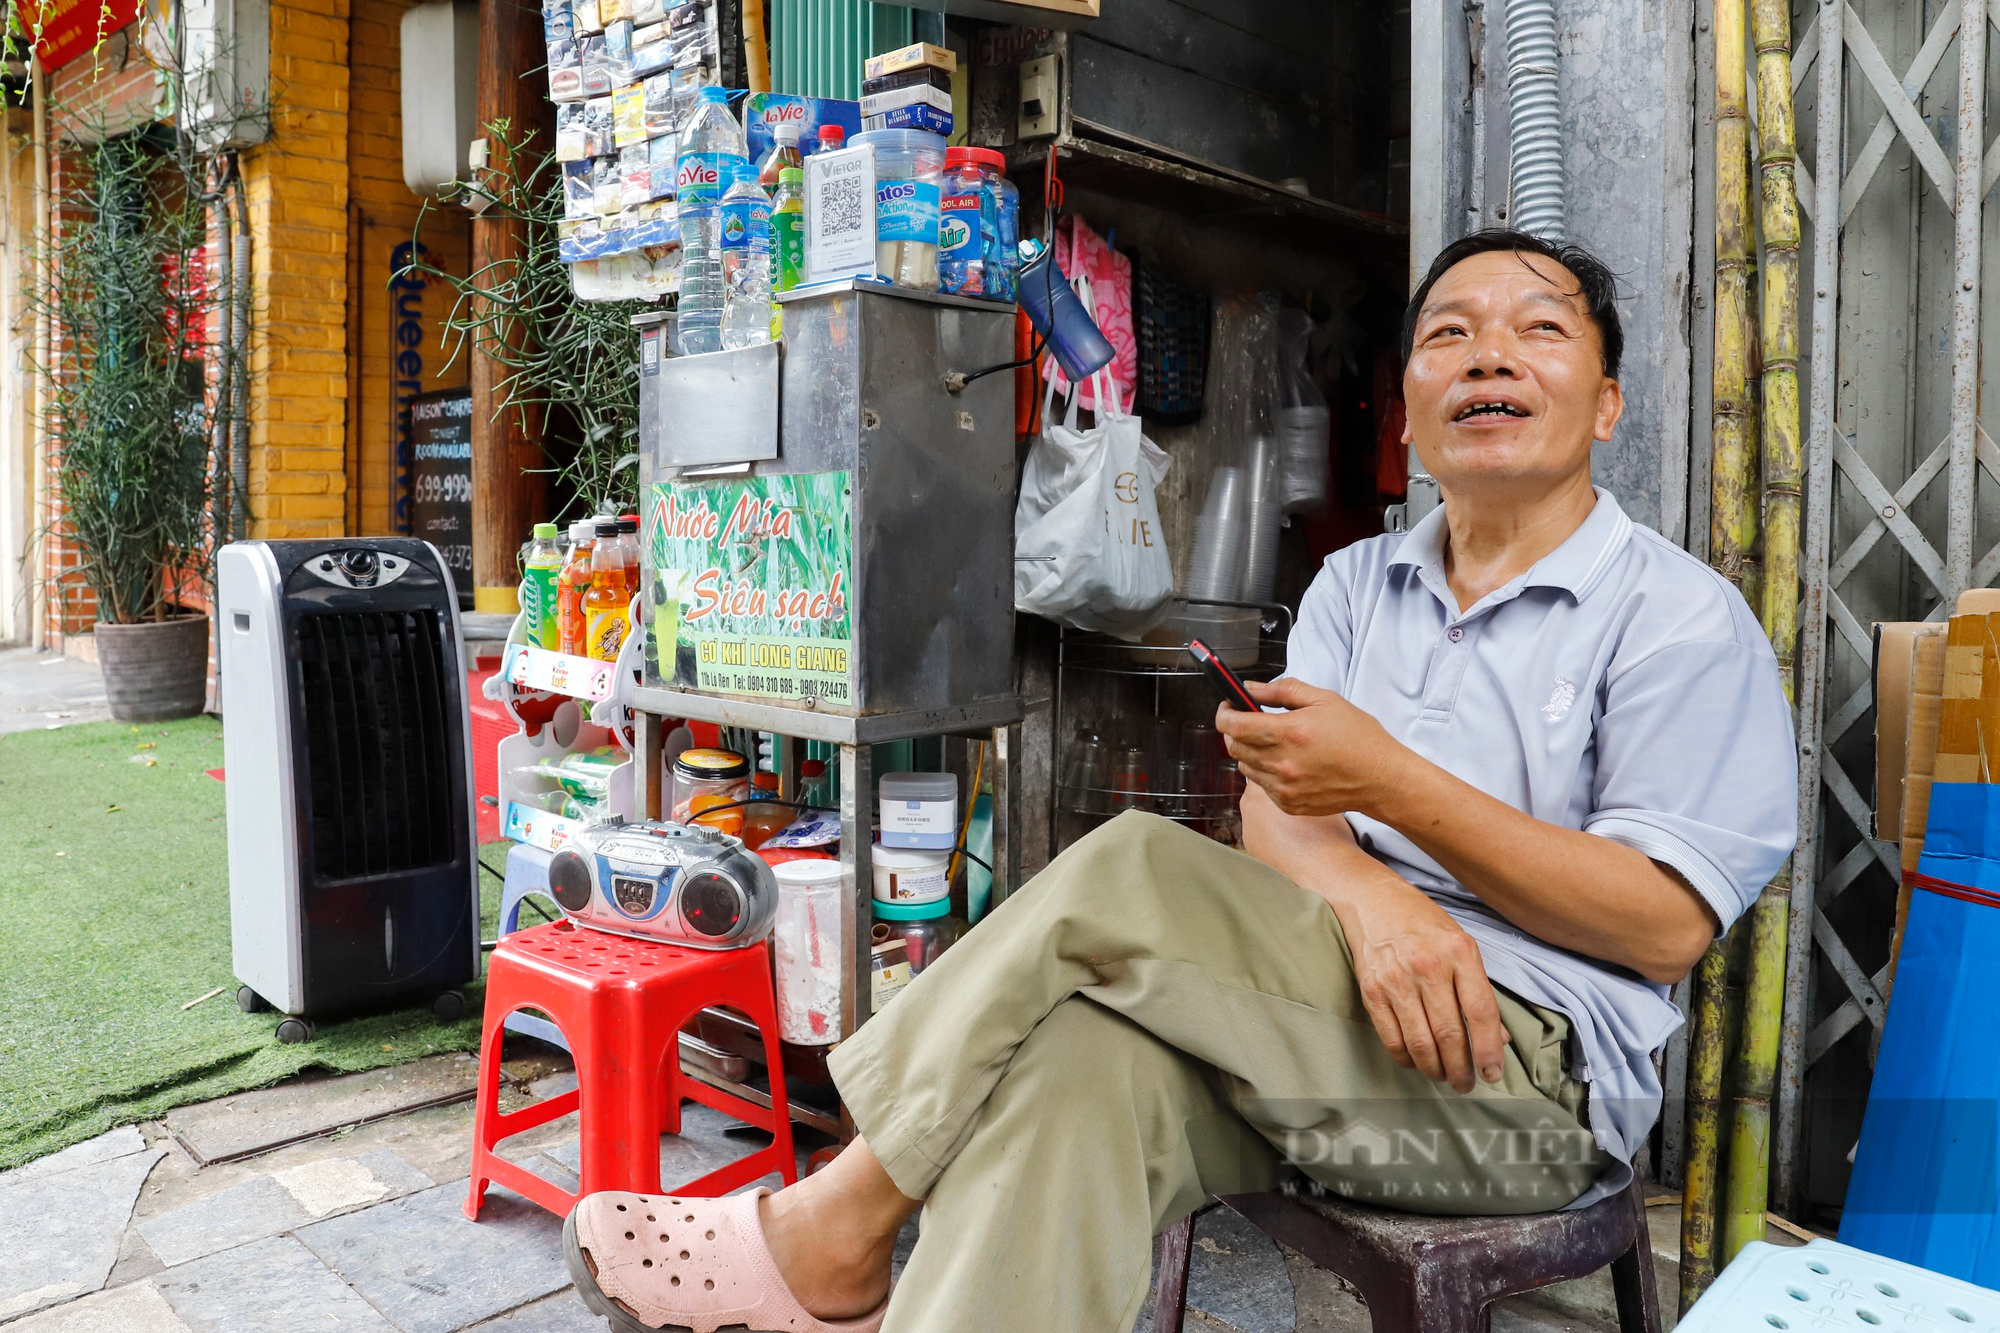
[
  {"x1": 675, "y1": 85, "x2": 749, "y2": 355},
  {"x1": 769, "y1": 165, "x2": 805, "y2": 341},
  {"x1": 522, "y1": 522, "x2": 563, "y2": 649},
  {"x1": 992, "y1": 167, "x2": 1021, "y2": 301},
  {"x1": 720, "y1": 166, "x2": 773, "y2": 349}
]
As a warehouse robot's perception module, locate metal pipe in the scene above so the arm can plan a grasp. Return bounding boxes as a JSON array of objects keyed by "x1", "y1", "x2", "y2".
[
  {"x1": 1776, "y1": 0, "x2": 1844, "y2": 1220},
  {"x1": 1945, "y1": 0, "x2": 1985, "y2": 599},
  {"x1": 1505, "y1": 0, "x2": 1563, "y2": 239},
  {"x1": 28, "y1": 55, "x2": 50, "y2": 650},
  {"x1": 229, "y1": 158, "x2": 250, "y2": 541},
  {"x1": 211, "y1": 165, "x2": 235, "y2": 547},
  {"x1": 1467, "y1": 0, "x2": 1488, "y2": 231}
]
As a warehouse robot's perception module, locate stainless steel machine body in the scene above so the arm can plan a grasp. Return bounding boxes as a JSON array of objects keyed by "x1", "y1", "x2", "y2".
[{"x1": 637, "y1": 280, "x2": 1018, "y2": 717}]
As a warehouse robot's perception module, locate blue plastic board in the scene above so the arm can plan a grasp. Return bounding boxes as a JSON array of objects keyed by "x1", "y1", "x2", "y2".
[{"x1": 1841, "y1": 782, "x2": 2000, "y2": 1283}]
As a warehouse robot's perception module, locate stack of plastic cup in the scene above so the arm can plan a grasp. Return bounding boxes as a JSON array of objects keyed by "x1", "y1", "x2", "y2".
[
  {"x1": 1277, "y1": 405, "x2": 1331, "y2": 514},
  {"x1": 1241, "y1": 436, "x2": 1283, "y2": 605},
  {"x1": 1187, "y1": 465, "x2": 1246, "y2": 602}
]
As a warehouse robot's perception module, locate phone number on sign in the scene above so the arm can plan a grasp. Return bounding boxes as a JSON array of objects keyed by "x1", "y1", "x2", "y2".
[{"x1": 718, "y1": 673, "x2": 852, "y2": 703}]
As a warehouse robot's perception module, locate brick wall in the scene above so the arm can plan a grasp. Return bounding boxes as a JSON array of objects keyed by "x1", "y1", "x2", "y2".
[
  {"x1": 38, "y1": 36, "x2": 170, "y2": 650},
  {"x1": 31, "y1": 6, "x2": 477, "y2": 647}
]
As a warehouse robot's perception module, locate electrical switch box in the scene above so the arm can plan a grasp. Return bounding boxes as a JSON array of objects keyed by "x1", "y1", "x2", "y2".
[{"x1": 1018, "y1": 55, "x2": 1059, "y2": 140}]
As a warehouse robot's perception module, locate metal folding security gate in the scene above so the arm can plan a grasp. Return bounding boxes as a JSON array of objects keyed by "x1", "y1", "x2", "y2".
[{"x1": 1777, "y1": 0, "x2": 2000, "y2": 1210}]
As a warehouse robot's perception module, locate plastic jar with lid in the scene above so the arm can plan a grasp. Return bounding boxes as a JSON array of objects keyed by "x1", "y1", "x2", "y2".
[
  {"x1": 871, "y1": 844, "x2": 951, "y2": 904},
  {"x1": 853, "y1": 128, "x2": 946, "y2": 290},
  {"x1": 873, "y1": 896, "x2": 967, "y2": 977},
  {"x1": 877, "y1": 771, "x2": 957, "y2": 849},
  {"x1": 771, "y1": 859, "x2": 844, "y2": 1044},
  {"x1": 939, "y1": 147, "x2": 999, "y2": 296},
  {"x1": 671, "y1": 747, "x2": 750, "y2": 835}
]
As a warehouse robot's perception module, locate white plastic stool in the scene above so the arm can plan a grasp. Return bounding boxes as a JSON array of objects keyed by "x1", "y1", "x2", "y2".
[
  {"x1": 497, "y1": 842, "x2": 569, "y2": 1052},
  {"x1": 1680, "y1": 1238, "x2": 2000, "y2": 1331}
]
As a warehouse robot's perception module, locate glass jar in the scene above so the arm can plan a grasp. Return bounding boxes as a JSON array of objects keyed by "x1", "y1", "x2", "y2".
[
  {"x1": 670, "y1": 747, "x2": 750, "y2": 836},
  {"x1": 872, "y1": 897, "x2": 967, "y2": 977}
]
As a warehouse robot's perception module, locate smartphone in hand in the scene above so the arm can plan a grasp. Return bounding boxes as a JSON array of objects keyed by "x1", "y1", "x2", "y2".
[{"x1": 1187, "y1": 639, "x2": 1262, "y2": 712}]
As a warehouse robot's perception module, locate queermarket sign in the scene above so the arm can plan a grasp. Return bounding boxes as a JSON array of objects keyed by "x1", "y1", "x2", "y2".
[
  {"x1": 20, "y1": 0, "x2": 143, "y2": 72},
  {"x1": 648, "y1": 471, "x2": 854, "y2": 707}
]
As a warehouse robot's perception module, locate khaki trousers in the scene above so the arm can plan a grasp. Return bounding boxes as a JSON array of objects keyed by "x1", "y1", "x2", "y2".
[{"x1": 826, "y1": 812, "x2": 1609, "y2": 1333}]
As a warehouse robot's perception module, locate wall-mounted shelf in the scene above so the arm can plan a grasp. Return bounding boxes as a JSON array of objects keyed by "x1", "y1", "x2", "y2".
[{"x1": 1008, "y1": 131, "x2": 1408, "y2": 254}]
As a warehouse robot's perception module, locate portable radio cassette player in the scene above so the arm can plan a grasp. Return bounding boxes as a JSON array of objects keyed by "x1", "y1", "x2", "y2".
[{"x1": 546, "y1": 821, "x2": 778, "y2": 948}]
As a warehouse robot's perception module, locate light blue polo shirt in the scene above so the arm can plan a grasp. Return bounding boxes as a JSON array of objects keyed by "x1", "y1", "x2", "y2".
[{"x1": 1285, "y1": 487, "x2": 1797, "y2": 1207}]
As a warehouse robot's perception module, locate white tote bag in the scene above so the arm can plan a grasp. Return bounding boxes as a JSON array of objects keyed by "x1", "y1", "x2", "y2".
[{"x1": 1014, "y1": 367, "x2": 1175, "y2": 637}]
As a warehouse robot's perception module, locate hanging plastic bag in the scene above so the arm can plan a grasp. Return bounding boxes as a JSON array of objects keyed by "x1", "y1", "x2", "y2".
[
  {"x1": 1046, "y1": 214, "x2": 1136, "y2": 414},
  {"x1": 1015, "y1": 366, "x2": 1174, "y2": 638}
]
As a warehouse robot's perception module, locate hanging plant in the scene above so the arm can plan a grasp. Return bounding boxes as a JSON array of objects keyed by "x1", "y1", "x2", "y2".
[{"x1": 404, "y1": 120, "x2": 648, "y2": 518}]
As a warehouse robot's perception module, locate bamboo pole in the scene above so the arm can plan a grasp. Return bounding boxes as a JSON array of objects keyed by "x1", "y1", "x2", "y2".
[
  {"x1": 1709, "y1": 0, "x2": 1757, "y2": 593},
  {"x1": 1753, "y1": 0, "x2": 1802, "y2": 697},
  {"x1": 1685, "y1": 0, "x2": 1758, "y2": 1308},
  {"x1": 1719, "y1": 0, "x2": 1801, "y2": 1269},
  {"x1": 1680, "y1": 939, "x2": 1730, "y2": 1315}
]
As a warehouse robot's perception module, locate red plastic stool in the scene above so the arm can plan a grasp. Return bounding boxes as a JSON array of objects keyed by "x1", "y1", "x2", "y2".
[{"x1": 465, "y1": 919, "x2": 798, "y2": 1221}]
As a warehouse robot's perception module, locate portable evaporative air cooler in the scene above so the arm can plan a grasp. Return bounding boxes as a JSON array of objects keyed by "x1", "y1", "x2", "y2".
[{"x1": 218, "y1": 538, "x2": 480, "y2": 1043}]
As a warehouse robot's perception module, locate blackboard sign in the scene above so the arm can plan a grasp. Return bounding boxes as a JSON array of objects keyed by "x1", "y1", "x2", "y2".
[{"x1": 408, "y1": 388, "x2": 473, "y2": 605}]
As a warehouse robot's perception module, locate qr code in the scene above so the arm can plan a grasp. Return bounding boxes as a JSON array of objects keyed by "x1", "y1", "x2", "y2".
[{"x1": 819, "y1": 175, "x2": 866, "y2": 236}]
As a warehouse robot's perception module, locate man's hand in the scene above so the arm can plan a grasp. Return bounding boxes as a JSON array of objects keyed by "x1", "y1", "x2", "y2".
[
  {"x1": 1217, "y1": 678, "x2": 1411, "y2": 819},
  {"x1": 1336, "y1": 870, "x2": 1509, "y2": 1092},
  {"x1": 1240, "y1": 784, "x2": 1506, "y2": 1092}
]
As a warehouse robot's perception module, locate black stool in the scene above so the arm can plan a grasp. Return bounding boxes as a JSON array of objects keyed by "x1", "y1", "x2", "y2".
[{"x1": 1152, "y1": 1177, "x2": 1661, "y2": 1333}]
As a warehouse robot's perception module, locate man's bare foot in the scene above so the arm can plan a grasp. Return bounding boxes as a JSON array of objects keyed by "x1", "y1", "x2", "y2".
[{"x1": 759, "y1": 1138, "x2": 919, "y2": 1320}]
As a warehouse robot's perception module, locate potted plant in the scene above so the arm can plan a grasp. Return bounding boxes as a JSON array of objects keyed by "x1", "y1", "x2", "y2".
[{"x1": 37, "y1": 130, "x2": 217, "y2": 721}]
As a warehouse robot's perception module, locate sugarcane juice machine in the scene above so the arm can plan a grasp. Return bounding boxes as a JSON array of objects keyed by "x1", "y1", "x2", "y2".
[{"x1": 631, "y1": 279, "x2": 1024, "y2": 1052}]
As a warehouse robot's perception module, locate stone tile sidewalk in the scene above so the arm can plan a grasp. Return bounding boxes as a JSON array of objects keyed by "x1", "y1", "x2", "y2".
[
  {"x1": 0, "y1": 1055, "x2": 1636, "y2": 1333},
  {"x1": 0, "y1": 646, "x2": 112, "y2": 735}
]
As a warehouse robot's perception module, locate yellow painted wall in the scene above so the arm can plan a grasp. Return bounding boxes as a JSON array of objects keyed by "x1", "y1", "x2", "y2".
[
  {"x1": 239, "y1": 0, "x2": 353, "y2": 539},
  {"x1": 238, "y1": 0, "x2": 469, "y2": 541}
]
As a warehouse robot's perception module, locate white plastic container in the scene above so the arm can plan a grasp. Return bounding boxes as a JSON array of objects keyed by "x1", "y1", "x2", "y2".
[
  {"x1": 877, "y1": 771, "x2": 957, "y2": 849},
  {"x1": 771, "y1": 859, "x2": 843, "y2": 1045},
  {"x1": 871, "y1": 844, "x2": 951, "y2": 904}
]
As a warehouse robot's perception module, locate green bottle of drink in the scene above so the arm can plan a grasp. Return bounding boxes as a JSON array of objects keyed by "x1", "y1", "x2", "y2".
[
  {"x1": 522, "y1": 522, "x2": 563, "y2": 649},
  {"x1": 770, "y1": 166, "x2": 805, "y2": 342}
]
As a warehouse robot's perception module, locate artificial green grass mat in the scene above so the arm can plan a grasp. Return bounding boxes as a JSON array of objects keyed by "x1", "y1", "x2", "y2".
[{"x1": 0, "y1": 716, "x2": 507, "y2": 1171}]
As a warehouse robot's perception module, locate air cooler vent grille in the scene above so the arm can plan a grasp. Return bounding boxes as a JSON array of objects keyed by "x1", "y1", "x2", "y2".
[{"x1": 293, "y1": 609, "x2": 455, "y2": 883}]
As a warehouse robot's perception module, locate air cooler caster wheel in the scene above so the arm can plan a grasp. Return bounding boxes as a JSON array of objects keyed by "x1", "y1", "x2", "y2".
[
  {"x1": 275, "y1": 1018, "x2": 315, "y2": 1044},
  {"x1": 432, "y1": 990, "x2": 465, "y2": 1023},
  {"x1": 236, "y1": 986, "x2": 270, "y2": 1014}
]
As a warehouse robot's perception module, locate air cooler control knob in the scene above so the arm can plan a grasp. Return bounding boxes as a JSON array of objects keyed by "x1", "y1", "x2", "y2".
[{"x1": 340, "y1": 549, "x2": 379, "y2": 580}]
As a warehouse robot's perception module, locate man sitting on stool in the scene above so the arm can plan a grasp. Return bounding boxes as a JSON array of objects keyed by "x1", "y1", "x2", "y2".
[{"x1": 560, "y1": 229, "x2": 1798, "y2": 1333}]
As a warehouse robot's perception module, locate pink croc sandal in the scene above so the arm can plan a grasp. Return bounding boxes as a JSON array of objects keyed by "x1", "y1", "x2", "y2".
[{"x1": 564, "y1": 1188, "x2": 888, "y2": 1333}]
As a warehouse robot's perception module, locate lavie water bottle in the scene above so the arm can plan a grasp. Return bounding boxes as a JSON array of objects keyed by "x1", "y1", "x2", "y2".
[{"x1": 675, "y1": 86, "x2": 749, "y2": 355}]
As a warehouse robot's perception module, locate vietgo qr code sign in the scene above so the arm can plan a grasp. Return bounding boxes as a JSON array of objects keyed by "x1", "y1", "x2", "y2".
[{"x1": 804, "y1": 144, "x2": 877, "y2": 284}]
